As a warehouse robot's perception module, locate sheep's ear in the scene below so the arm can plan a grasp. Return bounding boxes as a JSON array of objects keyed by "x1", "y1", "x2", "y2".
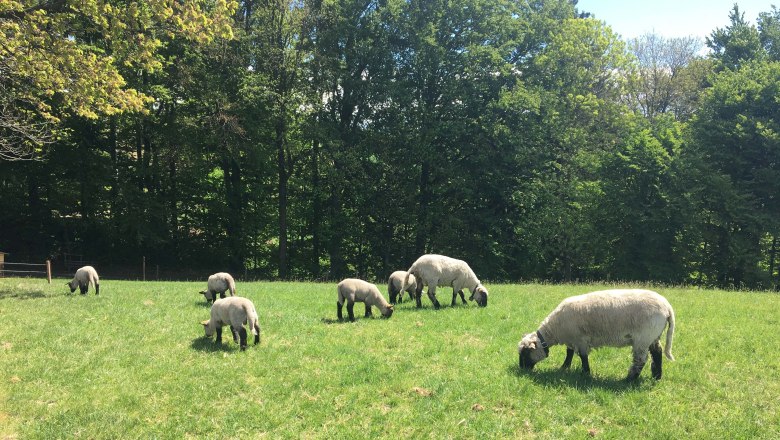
[
  {"x1": 528, "y1": 342, "x2": 537, "y2": 350},
  {"x1": 200, "y1": 320, "x2": 210, "y2": 326},
  {"x1": 199, "y1": 290, "x2": 206, "y2": 296}
]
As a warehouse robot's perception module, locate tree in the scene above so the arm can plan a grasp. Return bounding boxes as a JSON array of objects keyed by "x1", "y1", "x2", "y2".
[
  {"x1": 707, "y1": 4, "x2": 763, "y2": 70},
  {"x1": 688, "y1": 60, "x2": 780, "y2": 287},
  {"x1": 627, "y1": 33, "x2": 704, "y2": 120},
  {"x1": 0, "y1": 0, "x2": 236, "y2": 160}
]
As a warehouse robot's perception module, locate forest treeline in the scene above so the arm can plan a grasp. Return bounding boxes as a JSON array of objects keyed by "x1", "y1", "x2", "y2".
[{"x1": 1, "y1": 0, "x2": 779, "y2": 288}]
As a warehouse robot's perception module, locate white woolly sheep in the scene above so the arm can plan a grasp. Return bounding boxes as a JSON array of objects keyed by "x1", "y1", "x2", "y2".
[
  {"x1": 387, "y1": 270, "x2": 417, "y2": 305},
  {"x1": 199, "y1": 272, "x2": 236, "y2": 303},
  {"x1": 399, "y1": 254, "x2": 488, "y2": 309},
  {"x1": 201, "y1": 296, "x2": 261, "y2": 351},
  {"x1": 517, "y1": 289, "x2": 676, "y2": 380},
  {"x1": 66, "y1": 266, "x2": 100, "y2": 295},
  {"x1": 337, "y1": 278, "x2": 394, "y2": 322}
]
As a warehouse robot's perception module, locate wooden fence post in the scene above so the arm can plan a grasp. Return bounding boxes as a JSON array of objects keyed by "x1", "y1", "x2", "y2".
[{"x1": 46, "y1": 260, "x2": 52, "y2": 284}]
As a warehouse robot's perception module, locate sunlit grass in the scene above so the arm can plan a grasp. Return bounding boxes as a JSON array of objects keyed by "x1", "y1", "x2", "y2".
[{"x1": 0, "y1": 279, "x2": 778, "y2": 438}]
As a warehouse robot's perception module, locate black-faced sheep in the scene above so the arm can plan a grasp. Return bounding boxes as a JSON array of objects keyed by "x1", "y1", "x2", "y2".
[
  {"x1": 201, "y1": 296, "x2": 261, "y2": 351},
  {"x1": 337, "y1": 278, "x2": 394, "y2": 322},
  {"x1": 517, "y1": 289, "x2": 676, "y2": 380},
  {"x1": 199, "y1": 272, "x2": 236, "y2": 303},
  {"x1": 66, "y1": 266, "x2": 100, "y2": 295},
  {"x1": 387, "y1": 270, "x2": 417, "y2": 305},
  {"x1": 399, "y1": 254, "x2": 488, "y2": 309}
]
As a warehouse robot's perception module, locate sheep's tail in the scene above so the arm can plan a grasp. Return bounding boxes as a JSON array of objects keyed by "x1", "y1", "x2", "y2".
[
  {"x1": 248, "y1": 306, "x2": 259, "y2": 336},
  {"x1": 228, "y1": 277, "x2": 236, "y2": 296},
  {"x1": 398, "y1": 265, "x2": 415, "y2": 296},
  {"x1": 664, "y1": 309, "x2": 675, "y2": 361}
]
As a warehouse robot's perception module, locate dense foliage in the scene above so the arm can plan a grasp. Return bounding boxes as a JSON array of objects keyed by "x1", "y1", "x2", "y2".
[{"x1": 1, "y1": 1, "x2": 779, "y2": 288}]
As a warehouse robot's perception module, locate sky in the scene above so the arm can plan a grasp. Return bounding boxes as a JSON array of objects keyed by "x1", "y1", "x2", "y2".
[{"x1": 576, "y1": 0, "x2": 776, "y2": 41}]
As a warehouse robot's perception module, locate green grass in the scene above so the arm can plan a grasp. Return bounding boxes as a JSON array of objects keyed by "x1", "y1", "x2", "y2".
[{"x1": 1, "y1": 279, "x2": 778, "y2": 439}]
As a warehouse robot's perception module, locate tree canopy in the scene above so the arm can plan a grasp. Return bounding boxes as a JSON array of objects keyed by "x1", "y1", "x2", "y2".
[{"x1": 1, "y1": 0, "x2": 778, "y2": 289}]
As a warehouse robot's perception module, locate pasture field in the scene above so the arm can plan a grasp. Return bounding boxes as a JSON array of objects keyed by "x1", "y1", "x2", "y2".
[{"x1": 0, "y1": 279, "x2": 778, "y2": 439}]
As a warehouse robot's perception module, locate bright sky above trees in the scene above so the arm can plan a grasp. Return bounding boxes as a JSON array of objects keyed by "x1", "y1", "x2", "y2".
[{"x1": 578, "y1": 0, "x2": 772, "y2": 40}]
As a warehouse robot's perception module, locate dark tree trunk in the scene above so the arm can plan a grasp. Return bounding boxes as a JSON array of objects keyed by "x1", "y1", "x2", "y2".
[
  {"x1": 221, "y1": 155, "x2": 244, "y2": 274},
  {"x1": 311, "y1": 139, "x2": 321, "y2": 279},
  {"x1": 415, "y1": 160, "x2": 431, "y2": 257},
  {"x1": 277, "y1": 119, "x2": 289, "y2": 279}
]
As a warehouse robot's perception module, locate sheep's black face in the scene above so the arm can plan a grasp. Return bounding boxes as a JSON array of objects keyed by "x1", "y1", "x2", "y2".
[
  {"x1": 382, "y1": 306, "x2": 394, "y2": 318},
  {"x1": 472, "y1": 287, "x2": 488, "y2": 307},
  {"x1": 200, "y1": 290, "x2": 214, "y2": 302},
  {"x1": 66, "y1": 282, "x2": 76, "y2": 293},
  {"x1": 518, "y1": 333, "x2": 548, "y2": 370},
  {"x1": 519, "y1": 348, "x2": 537, "y2": 370}
]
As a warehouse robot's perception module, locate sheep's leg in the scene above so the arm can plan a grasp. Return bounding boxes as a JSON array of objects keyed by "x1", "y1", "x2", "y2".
[
  {"x1": 220, "y1": 291, "x2": 226, "y2": 299},
  {"x1": 215, "y1": 327, "x2": 223, "y2": 344},
  {"x1": 79, "y1": 283, "x2": 88, "y2": 295},
  {"x1": 95, "y1": 283, "x2": 99, "y2": 295},
  {"x1": 459, "y1": 290, "x2": 467, "y2": 304},
  {"x1": 364, "y1": 303, "x2": 372, "y2": 317},
  {"x1": 347, "y1": 301, "x2": 356, "y2": 322},
  {"x1": 561, "y1": 347, "x2": 575, "y2": 369},
  {"x1": 626, "y1": 348, "x2": 649, "y2": 381},
  {"x1": 415, "y1": 283, "x2": 424, "y2": 308},
  {"x1": 231, "y1": 326, "x2": 240, "y2": 344},
  {"x1": 451, "y1": 289, "x2": 458, "y2": 307},
  {"x1": 337, "y1": 301, "x2": 344, "y2": 321},
  {"x1": 427, "y1": 285, "x2": 441, "y2": 309},
  {"x1": 254, "y1": 324, "x2": 261, "y2": 345},
  {"x1": 579, "y1": 353, "x2": 591, "y2": 375},
  {"x1": 238, "y1": 327, "x2": 248, "y2": 351},
  {"x1": 389, "y1": 284, "x2": 398, "y2": 305},
  {"x1": 649, "y1": 341, "x2": 663, "y2": 380}
]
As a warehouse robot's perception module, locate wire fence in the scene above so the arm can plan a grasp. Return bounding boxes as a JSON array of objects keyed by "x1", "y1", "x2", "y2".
[{"x1": 0, "y1": 260, "x2": 52, "y2": 283}]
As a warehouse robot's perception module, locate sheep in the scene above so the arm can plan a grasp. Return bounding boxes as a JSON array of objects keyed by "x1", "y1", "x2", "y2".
[
  {"x1": 398, "y1": 254, "x2": 488, "y2": 309},
  {"x1": 66, "y1": 266, "x2": 100, "y2": 295},
  {"x1": 337, "y1": 278, "x2": 394, "y2": 322},
  {"x1": 201, "y1": 296, "x2": 261, "y2": 351},
  {"x1": 387, "y1": 270, "x2": 417, "y2": 305},
  {"x1": 517, "y1": 289, "x2": 676, "y2": 381},
  {"x1": 199, "y1": 272, "x2": 236, "y2": 303}
]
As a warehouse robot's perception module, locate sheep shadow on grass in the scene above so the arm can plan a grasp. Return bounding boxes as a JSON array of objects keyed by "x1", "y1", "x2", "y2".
[
  {"x1": 0, "y1": 286, "x2": 48, "y2": 300},
  {"x1": 507, "y1": 363, "x2": 648, "y2": 393},
  {"x1": 190, "y1": 337, "x2": 238, "y2": 353},
  {"x1": 320, "y1": 317, "x2": 388, "y2": 325}
]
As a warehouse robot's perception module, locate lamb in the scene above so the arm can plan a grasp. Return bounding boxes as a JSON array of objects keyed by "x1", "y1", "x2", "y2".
[
  {"x1": 66, "y1": 266, "x2": 100, "y2": 295},
  {"x1": 199, "y1": 272, "x2": 236, "y2": 303},
  {"x1": 387, "y1": 270, "x2": 417, "y2": 305},
  {"x1": 337, "y1": 278, "x2": 394, "y2": 322},
  {"x1": 201, "y1": 296, "x2": 261, "y2": 351},
  {"x1": 517, "y1": 289, "x2": 676, "y2": 380},
  {"x1": 398, "y1": 254, "x2": 488, "y2": 309}
]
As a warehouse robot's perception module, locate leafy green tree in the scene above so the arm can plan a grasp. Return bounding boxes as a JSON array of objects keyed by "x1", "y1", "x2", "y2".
[
  {"x1": 707, "y1": 4, "x2": 763, "y2": 70},
  {"x1": 688, "y1": 60, "x2": 780, "y2": 287}
]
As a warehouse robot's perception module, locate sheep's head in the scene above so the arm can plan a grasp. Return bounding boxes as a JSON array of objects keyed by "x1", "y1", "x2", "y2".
[
  {"x1": 66, "y1": 281, "x2": 77, "y2": 293},
  {"x1": 201, "y1": 320, "x2": 214, "y2": 337},
  {"x1": 200, "y1": 289, "x2": 214, "y2": 302},
  {"x1": 381, "y1": 304, "x2": 394, "y2": 318},
  {"x1": 518, "y1": 332, "x2": 548, "y2": 370},
  {"x1": 471, "y1": 285, "x2": 488, "y2": 307}
]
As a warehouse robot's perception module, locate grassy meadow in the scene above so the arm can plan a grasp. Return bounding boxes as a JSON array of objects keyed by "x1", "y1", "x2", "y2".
[{"x1": 0, "y1": 278, "x2": 778, "y2": 439}]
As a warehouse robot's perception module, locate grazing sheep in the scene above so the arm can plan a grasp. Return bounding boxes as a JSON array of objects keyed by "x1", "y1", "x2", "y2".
[
  {"x1": 399, "y1": 254, "x2": 488, "y2": 309},
  {"x1": 388, "y1": 271, "x2": 417, "y2": 305},
  {"x1": 66, "y1": 266, "x2": 100, "y2": 295},
  {"x1": 199, "y1": 272, "x2": 236, "y2": 303},
  {"x1": 517, "y1": 289, "x2": 676, "y2": 380},
  {"x1": 201, "y1": 296, "x2": 261, "y2": 351},
  {"x1": 337, "y1": 278, "x2": 394, "y2": 322}
]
